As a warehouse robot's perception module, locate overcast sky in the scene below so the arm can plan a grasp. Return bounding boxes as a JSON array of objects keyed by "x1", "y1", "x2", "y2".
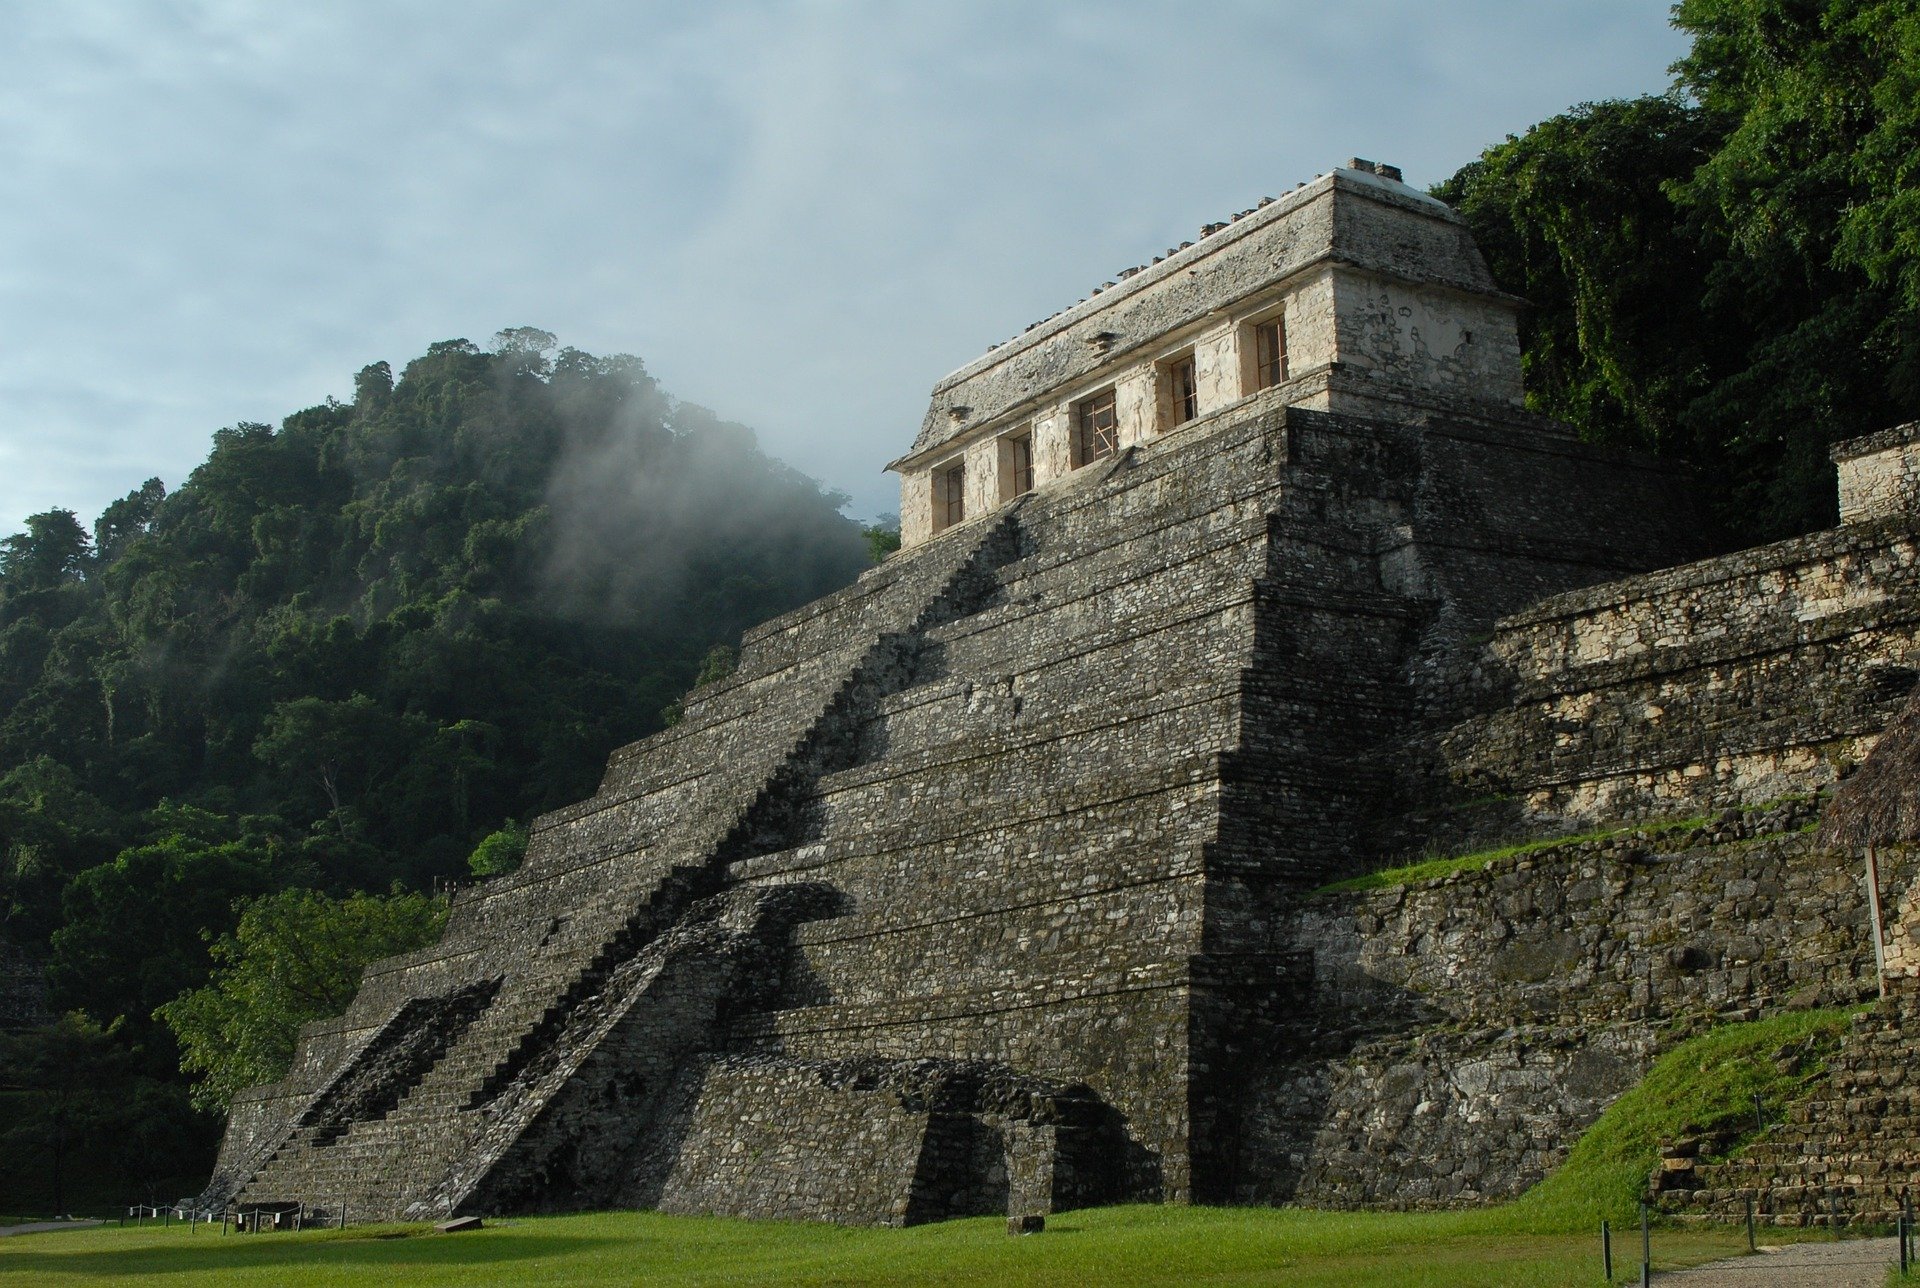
[{"x1": 0, "y1": 0, "x2": 1690, "y2": 534}]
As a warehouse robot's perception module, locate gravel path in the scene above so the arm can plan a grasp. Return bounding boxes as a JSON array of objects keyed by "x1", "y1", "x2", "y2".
[{"x1": 1657, "y1": 1236, "x2": 1898, "y2": 1286}]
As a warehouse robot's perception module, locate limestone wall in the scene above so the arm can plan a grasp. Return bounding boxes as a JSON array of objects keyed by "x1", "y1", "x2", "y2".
[
  {"x1": 1239, "y1": 810, "x2": 1891, "y2": 1208},
  {"x1": 1444, "y1": 519, "x2": 1920, "y2": 825},
  {"x1": 1835, "y1": 422, "x2": 1920, "y2": 525}
]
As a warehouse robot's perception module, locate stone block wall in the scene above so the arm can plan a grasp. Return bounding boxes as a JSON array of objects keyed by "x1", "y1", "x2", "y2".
[
  {"x1": 1235, "y1": 808, "x2": 1892, "y2": 1208},
  {"x1": 1835, "y1": 422, "x2": 1920, "y2": 525},
  {"x1": 1442, "y1": 519, "x2": 1920, "y2": 827},
  {"x1": 1327, "y1": 266, "x2": 1524, "y2": 408}
]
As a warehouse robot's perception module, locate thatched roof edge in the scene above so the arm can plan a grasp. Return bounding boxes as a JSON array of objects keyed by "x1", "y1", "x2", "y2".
[{"x1": 1819, "y1": 687, "x2": 1920, "y2": 849}]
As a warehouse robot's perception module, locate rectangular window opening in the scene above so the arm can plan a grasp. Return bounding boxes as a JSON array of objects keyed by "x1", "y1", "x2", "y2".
[
  {"x1": 935, "y1": 462, "x2": 966, "y2": 532},
  {"x1": 1003, "y1": 432, "x2": 1034, "y2": 500},
  {"x1": 1254, "y1": 317, "x2": 1289, "y2": 390},
  {"x1": 1167, "y1": 355, "x2": 1198, "y2": 428},
  {"x1": 1072, "y1": 390, "x2": 1119, "y2": 467}
]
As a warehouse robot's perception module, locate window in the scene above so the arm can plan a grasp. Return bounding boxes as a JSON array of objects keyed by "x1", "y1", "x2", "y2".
[
  {"x1": 1001, "y1": 432, "x2": 1034, "y2": 500},
  {"x1": 1166, "y1": 355, "x2": 1198, "y2": 428},
  {"x1": 934, "y1": 462, "x2": 966, "y2": 531},
  {"x1": 1072, "y1": 389, "x2": 1119, "y2": 467},
  {"x1": 1253, "y1": 317, "x2": 1289, "y2": 390}
]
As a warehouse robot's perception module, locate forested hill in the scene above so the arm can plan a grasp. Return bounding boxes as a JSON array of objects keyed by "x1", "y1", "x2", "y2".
[
  {"x1": 1434, "y1": 0, "x2": 1920, "y2": 544},
  {"x1": 0, "y1": 328, "x2": 872, "y2": 1035}
]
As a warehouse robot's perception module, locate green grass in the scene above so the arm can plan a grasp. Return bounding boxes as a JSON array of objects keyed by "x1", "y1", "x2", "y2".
[
  {"x1": 1, "y1": 1012, "x2": 1860, "y2": 1284},
  {"x1": 1311, "y1": 821, "x2": 1690, "y2": 895},
  {"x1": 0, "y1": 1205, "x2": 1784, "y2": 1286},
  {"x1": 1317, "y1": 795, "x2": 1826, "y2": 898},
  {"x1": 1484, "y1": 1007, "x2": 1857, "y2": 1230}
]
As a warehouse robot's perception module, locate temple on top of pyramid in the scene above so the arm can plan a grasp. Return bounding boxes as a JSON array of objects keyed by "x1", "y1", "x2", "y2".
[{"x1": 890, "y1": 161, "x2": 1528, "y2": 546}]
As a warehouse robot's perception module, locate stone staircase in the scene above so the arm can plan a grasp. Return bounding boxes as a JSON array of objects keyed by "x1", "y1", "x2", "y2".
[
  {"x1": 215, "y1": 511, "x2": 1030, "y2": 1220},
  {"x1": 1664, "y1": 991, "x2": 1920, "y2": 1227}
]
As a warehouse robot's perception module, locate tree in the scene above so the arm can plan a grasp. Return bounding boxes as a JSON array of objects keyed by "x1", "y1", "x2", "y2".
[
  {"x1": 466, "y1": 820, "x2": 528, "y2": 877},
  {"x1": 92, "y1": 479, "x2": 166, "y2": 567},
  {"x1": 47, "y1": 827, "x2": 279, "y2": 1041},
  {"x1": 0, "y1": 510, "x2": 93, "y2": 593},
  {"x1": 0, "y1": 757, "x2": 122, "y2": 948},
  {"x1": 155, "y1": 887, "x2": 446, "y2": 1111},
  {"x1": 1437, "y1": 2, "x2": 1920, "y2": 541},
  {"x1": 0, "y1": 1014, "x2": 131, "y2": 1214},
  {"x1": 252, "y1": 694, "x2": 428, "y2": 817},
  {"x1": 862, "y1": 517, "x2": 902, "y2": 563}
]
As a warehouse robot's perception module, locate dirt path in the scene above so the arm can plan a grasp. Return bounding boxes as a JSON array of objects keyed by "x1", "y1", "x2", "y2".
[{"x1": 1657, "y1": 1236, "x2": 1898, "y2": 1286}]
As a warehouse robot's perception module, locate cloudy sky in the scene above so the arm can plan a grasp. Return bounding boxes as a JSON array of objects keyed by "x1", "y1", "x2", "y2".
[{"x1": 0, "y1": 1, "x2": 1689, "y2": 534}]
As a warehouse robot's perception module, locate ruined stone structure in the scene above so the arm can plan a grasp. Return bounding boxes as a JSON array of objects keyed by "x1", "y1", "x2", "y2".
[{"x1": 207, "y1": 163, "x2": 1920, "y2": 1226}]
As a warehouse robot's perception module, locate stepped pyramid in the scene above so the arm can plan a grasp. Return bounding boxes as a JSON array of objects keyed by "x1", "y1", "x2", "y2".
[{"x1": 205, "y1": 165, "x2": 1704, "y2": 1224}]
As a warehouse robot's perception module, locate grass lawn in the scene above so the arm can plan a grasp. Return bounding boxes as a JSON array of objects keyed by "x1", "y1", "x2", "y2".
[{"x1": 0, "y1": 1205, "x2": 1805, "y2": 1286}]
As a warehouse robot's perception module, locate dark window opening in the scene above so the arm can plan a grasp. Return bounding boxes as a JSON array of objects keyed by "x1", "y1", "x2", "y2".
[
  {"x1": 1008, "y1": 434, "x2": 1034, "y2": 497},
  {"x1": 939, "y1": 463, "x2": 966, "y2": 530},
  {"x1": 1073, "y1": 390, "x2": 1119, "y2": 466},
  {"x1": 1254, "y1": 318, "x2": 1289, "y2": 390},
  {"x1": 1168, "y1": 356, "x2": 1198, "y2": 426}
]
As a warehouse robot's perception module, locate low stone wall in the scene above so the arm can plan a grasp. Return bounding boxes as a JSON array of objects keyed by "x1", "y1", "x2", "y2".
[
  {"x1": 643, "y1": 1056, "x2": 1116, "y2": 1226},
  {"x1": 1444, "y1": 519, "x2": 1920, "y2": 826},
  {"x1": 1235, "y1": 809, "x2": 1895, "y2": 1207}
]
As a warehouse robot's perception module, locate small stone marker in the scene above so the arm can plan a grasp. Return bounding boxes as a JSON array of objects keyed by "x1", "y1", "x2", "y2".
[
  {"x1": 436, "y1": 1216, "x2": 484, "y2": 1233},
  {"x1": 1007, "y1": 1214, "x2": 1045, "y2": 1235}
]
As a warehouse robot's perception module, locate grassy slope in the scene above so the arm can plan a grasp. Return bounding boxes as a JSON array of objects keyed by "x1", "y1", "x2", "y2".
[
  {"x1": 0, "y1": 1011, "x2": 1860, "y2": 1285},
  {"x1": 1479, "y1": 1007, "x2": 1856, "y2": 1231}
]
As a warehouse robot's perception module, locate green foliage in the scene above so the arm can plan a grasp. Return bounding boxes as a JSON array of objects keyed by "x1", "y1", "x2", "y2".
[
  {"x1": 693, "y1": 643, "x2": 739, "y2": 687},
  {"x1": 0, "y1": 1014, "x2": 207, "y2": 1215},
  {"x1": 0, "y1": 756, "x2": 124, "y2": 946},
  {"x1": 661, "y1": 643, "x2": 741, "y2": 727},
  {"x1": 0, "y1": 329, "x2": 869, "y2": 1100},
  {"x1": 862, "y1": 517, "x2": 902, "y2": 563},
  {"x1": 1496, "y1": 1008, "x2": 1856, "y2": 1230},
  {"x1": 1438, "y1": 2, "x2": 1920, "y2": 543},
  {"x1": 47, "y1": 823, "x2": 281, "y2": 1050},
  {"x1": 155, "y1": 887, "x2": 447, "y2": 1112},
  {"x1": 1314, "y1": 816, "x2": 1709, "y2": 896},
  {"x1": 467, "y1": 820, "x2": 528, "y2": 878}
]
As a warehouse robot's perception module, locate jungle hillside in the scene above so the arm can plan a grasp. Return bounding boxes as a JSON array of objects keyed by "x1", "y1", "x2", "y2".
[{"x1": 0, "y1": 329, "x2": 879, "y2": 1210}]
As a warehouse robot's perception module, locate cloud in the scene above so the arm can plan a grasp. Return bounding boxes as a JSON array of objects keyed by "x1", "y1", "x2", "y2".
[{"x1": 0, "y1": 1, "x2": 1688, "y2": 537}]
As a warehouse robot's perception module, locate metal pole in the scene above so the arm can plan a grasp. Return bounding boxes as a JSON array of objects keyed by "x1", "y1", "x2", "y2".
[
  {"x1": 1746, "y1": 1194, "x2": 1755, "y2": 1252},
  {"x1": 1866, "y1": 845, "x2": 1888, "y2": 999},
  {"x1": 1753, "y1": 1092, "x2": 1765, "y2": 1134},
  {"x1": 1641, "y1": 1201, "x2": 1652, "y2": 1288},
  {"x1": 1602, "y1": 1220, "x2": 1612, "y2": 1279},
  {"x1": 1828, "y1": 1187, "x2": 1839, "y2": 1239}
]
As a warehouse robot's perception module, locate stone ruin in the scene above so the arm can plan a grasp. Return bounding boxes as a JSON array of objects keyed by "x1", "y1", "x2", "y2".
[{"x1": 205, "y1": 163, "x2": 1920, "y2": 1225}]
